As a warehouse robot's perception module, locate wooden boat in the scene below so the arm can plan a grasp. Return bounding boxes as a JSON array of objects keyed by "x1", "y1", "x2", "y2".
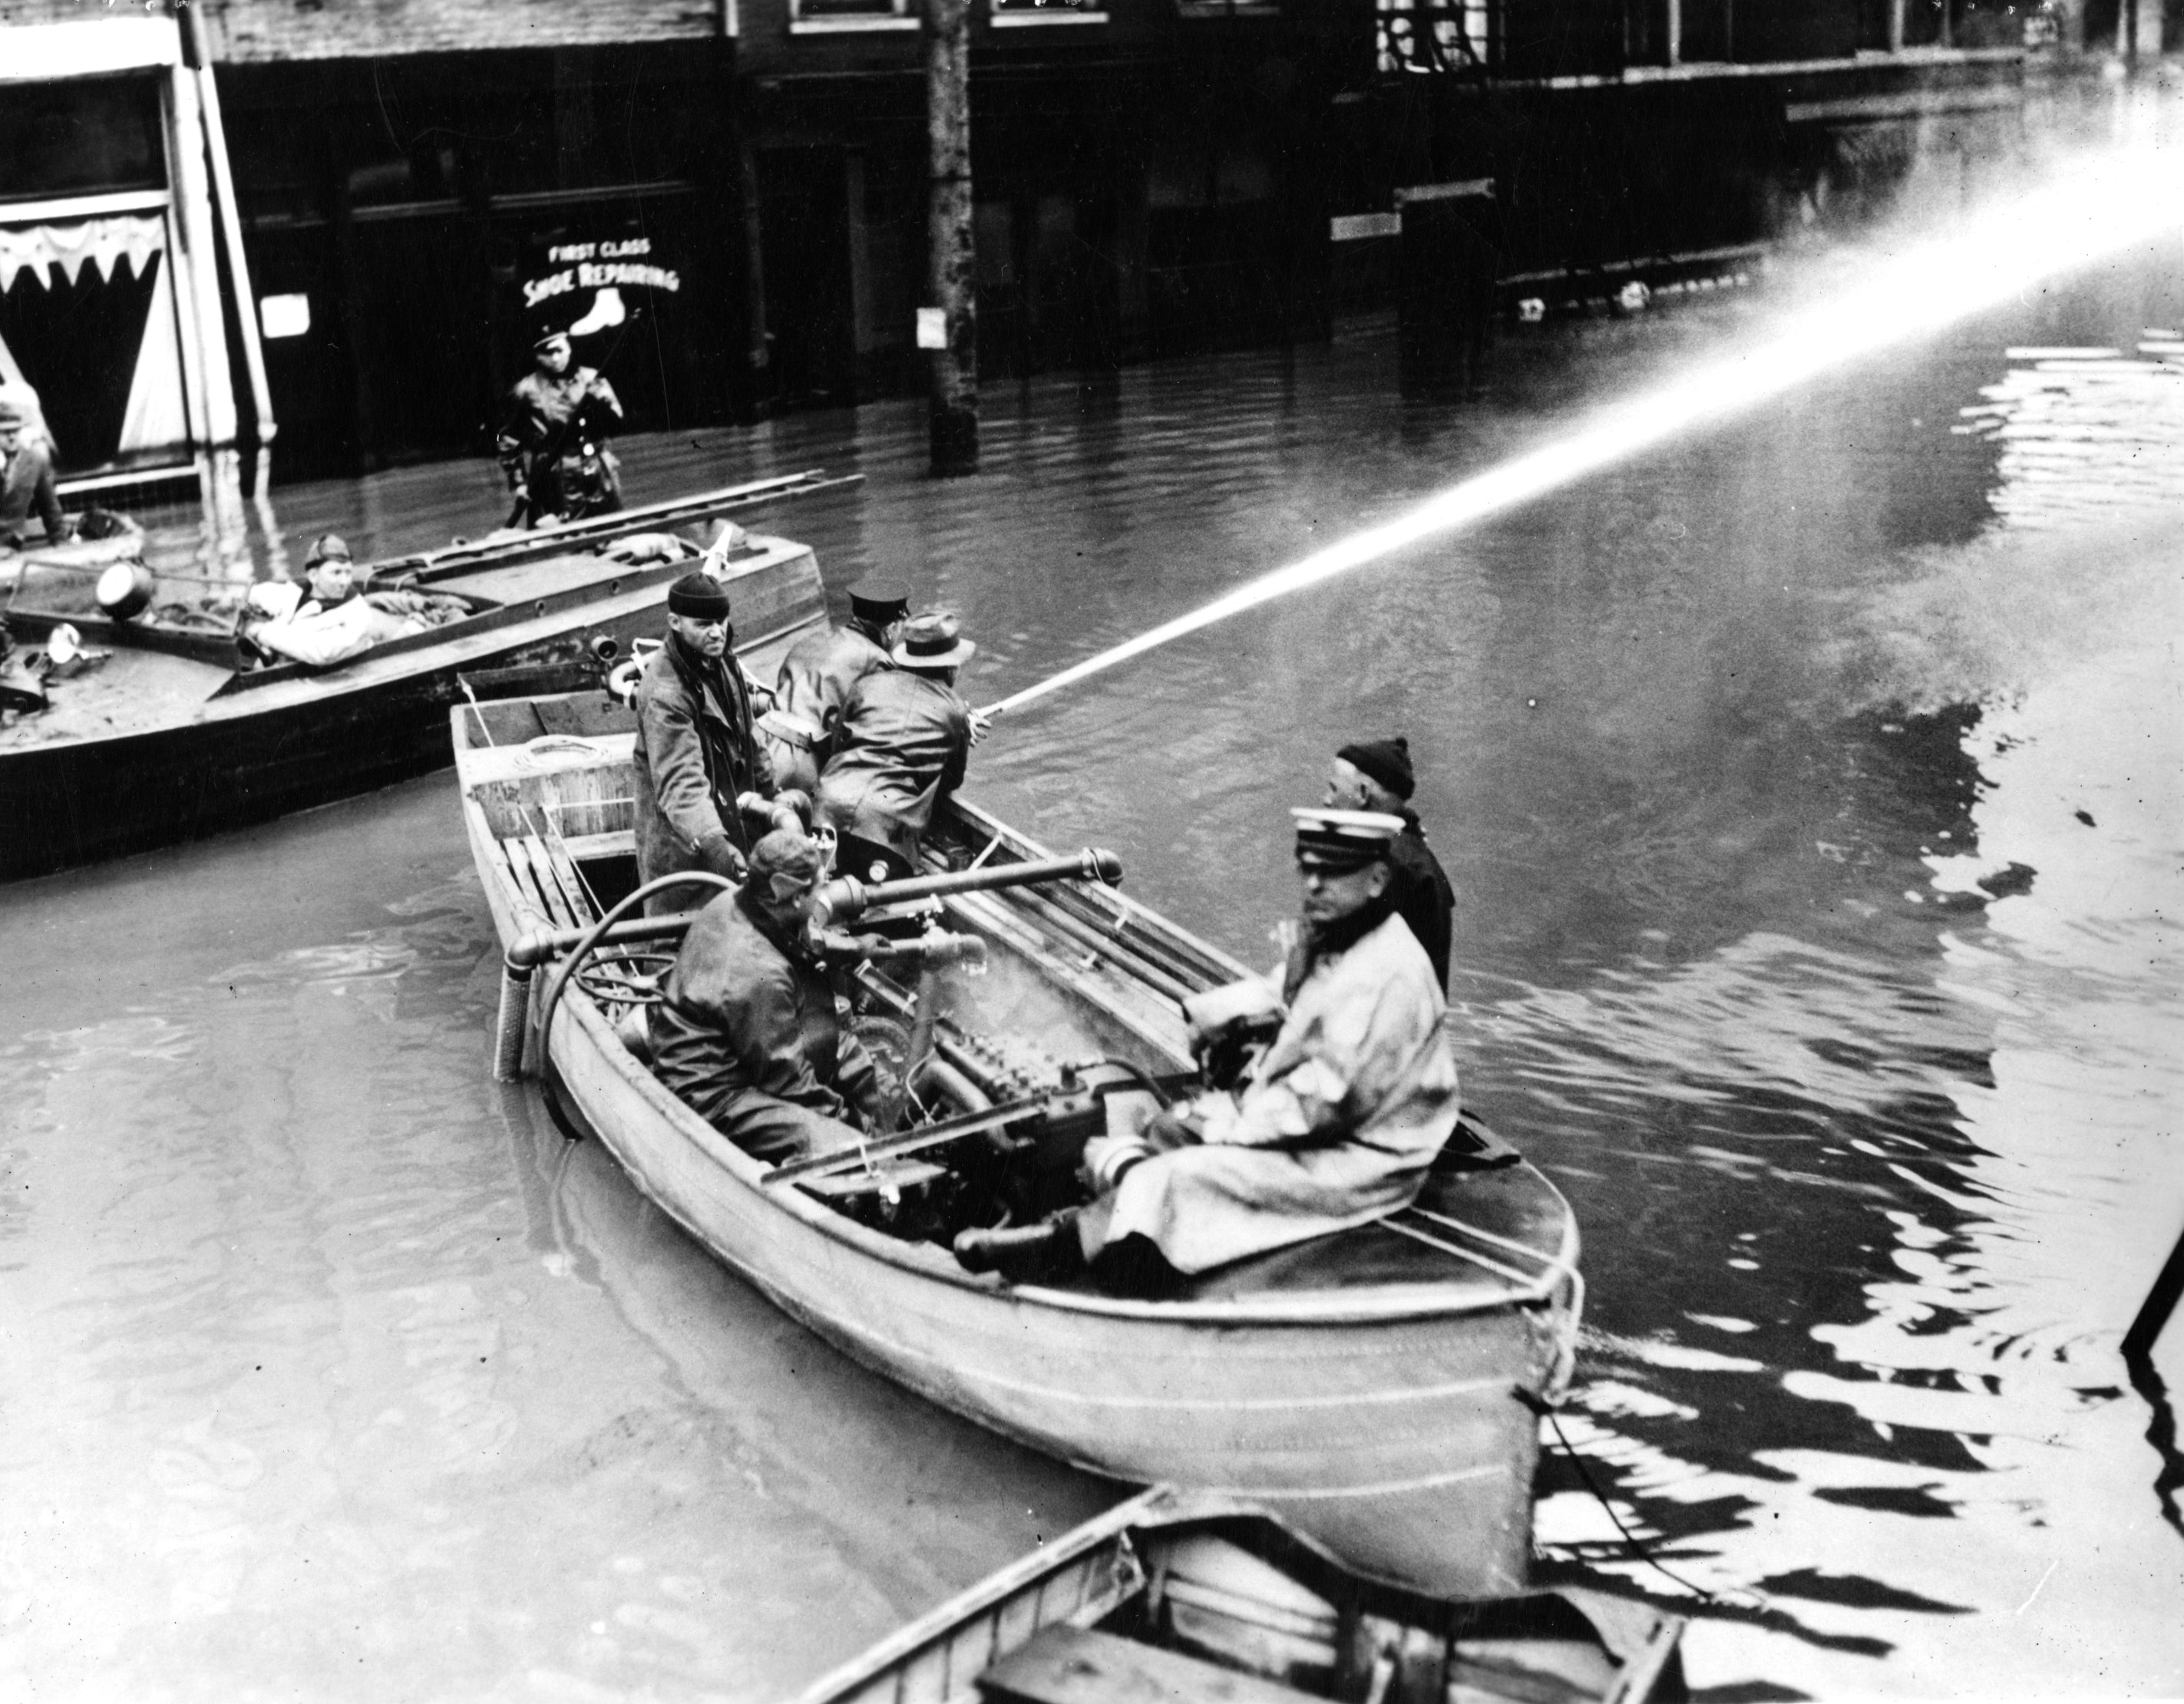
[
  {"x1": 453, "y1": 675, "x2": 1584, "y2": 1600},
  {"x1": 793, "y1": 1484, "x2": 1687, "y2": 1704},
  {"x1": 0, "y1": 473, "x2": 846, "y2": 882}
]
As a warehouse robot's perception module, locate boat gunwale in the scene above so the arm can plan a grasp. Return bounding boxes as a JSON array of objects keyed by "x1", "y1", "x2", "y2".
[
  {"x1": 454, "y1": 712, "x2": 1578, "y2": 1329},
  {"x1": 0, "y1": 550, "x2": 821, "y2": 757},
  {"x1": 785, "y1": 1484, "x2": 1228, "y2": 1704}
]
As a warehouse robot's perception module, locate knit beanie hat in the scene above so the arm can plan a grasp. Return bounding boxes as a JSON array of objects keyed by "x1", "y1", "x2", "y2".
[
  {"x1": 667, "y1": 572, "x2": 732, "y2": 620},
  {"x1": 1336, "y1": 736, "x2": 1415, "y2": 801}
]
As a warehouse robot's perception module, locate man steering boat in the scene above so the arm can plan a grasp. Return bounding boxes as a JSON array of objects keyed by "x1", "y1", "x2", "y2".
[{"x1": 955, "y1": 807, "x2": 1462, "y2": 1296}]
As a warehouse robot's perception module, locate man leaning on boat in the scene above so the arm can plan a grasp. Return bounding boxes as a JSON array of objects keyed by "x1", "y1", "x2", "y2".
[
  {"x1": 649, "y1": 828, "x2": 886, "y2": 1164},
  {"x1": 633, "y1": 571, "x2": 806, "y2": 908},
  {"x1": 957, "y1": 807, "x2": 1465, "y2": 1296}
]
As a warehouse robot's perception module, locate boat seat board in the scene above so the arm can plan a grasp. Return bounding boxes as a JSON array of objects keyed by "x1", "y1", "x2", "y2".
[
  {"x1": 978, "y1": 1626, "x2": 1323, "y2": 1704},
  {"x1": 1176, "y1": 1162, "x2": 1568, "y2": 1303}
]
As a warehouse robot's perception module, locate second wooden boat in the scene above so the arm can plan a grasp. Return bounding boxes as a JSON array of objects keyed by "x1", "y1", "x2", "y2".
[
  {"x1": 454, "y1": 664, "x2": 1584, "y2": 1600},
  {"x1": 793, "y1": 1484, "x2": 1687, "y2": 1704},
  {"x1": 0, "y1": 474, "x2": 842, "y2": 881}
]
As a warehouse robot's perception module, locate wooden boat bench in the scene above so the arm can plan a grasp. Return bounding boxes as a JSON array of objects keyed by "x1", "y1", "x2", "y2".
[{"x1": 979, "y1": 1626, "x2": 1323, "y2": 1704}]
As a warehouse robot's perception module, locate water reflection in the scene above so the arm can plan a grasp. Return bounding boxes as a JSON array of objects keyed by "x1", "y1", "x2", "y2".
[{"x1": 6, "y1": 291, "x2": 2181, "y2": 1696}]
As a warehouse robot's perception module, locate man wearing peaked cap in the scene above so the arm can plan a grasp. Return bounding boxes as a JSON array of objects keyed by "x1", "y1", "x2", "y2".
[
  {"x1": 1325, "y1": 735, "x2": 1455, "y2": 993},
  {"x1": 816, "y1": 610, "x2": 977, "y2": 882},
  {"x1": 495, "y1": 326, "x2": 624, "y2": 527},
  {"x1": 957, "y1": 803, "x2": 1466, "y2": 1294},
  {"x1": 630, "y1": 571, "x2": 804, "y2": 910},
  {"x1": 768, "y1": 577, "x2": 911, "y2": 793}
]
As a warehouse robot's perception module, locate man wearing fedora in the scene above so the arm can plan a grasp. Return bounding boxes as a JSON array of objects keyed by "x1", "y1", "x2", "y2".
[
  {"x1": 765, "y1": 579, "x2": 910, "y2": 794},
  {"x1": 1324, "y1": 735, "x2": 1455, "y2": 992},
  {"x1": 957, "y1": 807, "x2": 1463, "y2": 1294},
  {"x1": 817, "y1": 610, "x2": 977, "y2": 883},
  {"x1": 632, "y1": 572, "x2": 803, "y2": 908},
  {"x1": 495, "y1": 328, "x2": 623, "y2": 527}
]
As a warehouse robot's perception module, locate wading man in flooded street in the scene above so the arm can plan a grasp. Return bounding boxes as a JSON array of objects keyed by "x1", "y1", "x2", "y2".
[
  {"x1": 496, "y1": 329, "x2": 623, "y2": 527},
  {"x1": 818, "y1": 610, "x2": 978, "y2": 883},
  {"x1": 1325, "y1": 736, "x2": 1454, "y2": 992},
  {"x1": 632, "y1": 572, "x2": 805, "y2": 908},
  {"x1": 765, "y1": 580, "x2": 909, "y2": 794},
  {"x1": 955, "y1": 807, "x2": 1461, "y2": 1295},
  {"x1": 649, "y1": 828, "x2": 887, "y2": 1164}
]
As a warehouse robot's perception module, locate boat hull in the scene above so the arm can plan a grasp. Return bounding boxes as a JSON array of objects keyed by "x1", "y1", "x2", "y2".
[
  {"x1": 455, "y1": 692, "x2": 1572, "y2": 1597},
  {"x1": 538, "y1": 982, "x2": 1554, "y2": 1597},
  {"x1": 1, "y1": 536, "x2": 821, "y2": 881}
]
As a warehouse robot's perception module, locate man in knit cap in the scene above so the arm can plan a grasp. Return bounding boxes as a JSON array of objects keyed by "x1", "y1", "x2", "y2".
[
  {"x1": 631, "y1": 572, "x2": 805, "y2": 909},
  {"x1": 649, "y1": 827, "x2": 885, "y2": 1163},
  {"x1": 1324, "y1": 735, "x2": 1455, "y2": 992}
]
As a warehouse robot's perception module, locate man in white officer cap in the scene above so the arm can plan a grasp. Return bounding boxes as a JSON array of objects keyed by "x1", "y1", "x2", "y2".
[{"x1": 956, "y1": 806, "x2": 1462, "y2": 1295}]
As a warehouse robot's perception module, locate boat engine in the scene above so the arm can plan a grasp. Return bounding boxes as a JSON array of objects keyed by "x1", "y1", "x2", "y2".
[{"x1": 805, "y1": 1037, "x2": 1178, "y2": 1248}]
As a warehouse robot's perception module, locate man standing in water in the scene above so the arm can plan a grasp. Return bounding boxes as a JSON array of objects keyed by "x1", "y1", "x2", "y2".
[
  {"x1": 765, "y1": 580, "x2": 910, "y2": 793},
  {"x1": 496, "y1": 329, "x2": 623, "y2": 527},
  {"x1": 1324, "y1": 736, "x2": 1454, "y2": 992},
  {"x1": 649, "y1": 828, "x2": 887, "y2": 1164},
  {"x1": 955, "y1": 808, "x2": 1461, "y2": 1295},
  {"x1": 632, "y1": 573, "x2": 805, "y2": 908}
]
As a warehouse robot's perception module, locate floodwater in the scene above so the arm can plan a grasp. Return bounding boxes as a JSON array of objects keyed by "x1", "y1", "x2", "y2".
[{"x1": 5, "y1": 249, "x2": 2182, "y2": 1699}]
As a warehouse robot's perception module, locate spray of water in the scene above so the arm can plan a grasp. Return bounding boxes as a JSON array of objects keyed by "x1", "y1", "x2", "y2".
[{"x1": 982, "y1": 143, "x2": 2184, "y2": 720}]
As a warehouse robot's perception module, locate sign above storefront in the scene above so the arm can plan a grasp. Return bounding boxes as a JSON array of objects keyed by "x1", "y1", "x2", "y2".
[{"x1": 522, "y1": 235, "x2": 681, "y2": 312}]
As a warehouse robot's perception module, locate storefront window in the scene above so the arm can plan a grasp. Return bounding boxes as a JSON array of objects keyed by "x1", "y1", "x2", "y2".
[
  {"x1": 0, "y1": 75, "x2": 164, "y2": 205},
  {"x1": 1377, "y1": 0, "x2": 1493, "y2": 74}
]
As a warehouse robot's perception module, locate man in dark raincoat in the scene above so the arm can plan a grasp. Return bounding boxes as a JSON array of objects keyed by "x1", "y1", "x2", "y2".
[
  {"x1": 648, "y1": 829, "x2": 887, "y2": 1164},
  {"x1": 495, "y1": 330, "x2": 623, "y2": 527},
  {"x1": 765, "y1": 580, "x2": 909, "y2": 794},
  {"x1": 816, "y1": 611, "x2": 976, "y2": 882},
  {"x1": 1324, "y1": 735, "x2": 1455, "y2": 992},
  {"x1": 631, "y1": 572, "x2": 804, "y2": 910}
]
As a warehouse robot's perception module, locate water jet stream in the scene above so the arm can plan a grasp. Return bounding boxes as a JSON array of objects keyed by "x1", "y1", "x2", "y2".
[{"x1": 980, "y1": 146, "x2": 2184, "y2": 720}]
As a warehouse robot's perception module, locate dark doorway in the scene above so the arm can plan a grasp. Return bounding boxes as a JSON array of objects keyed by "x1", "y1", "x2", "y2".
[{"x1": 756, "y1": 147, "x2": 857, "y2": 408}]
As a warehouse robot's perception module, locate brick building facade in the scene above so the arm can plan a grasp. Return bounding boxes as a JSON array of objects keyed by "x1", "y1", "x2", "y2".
[{"x1": 2, "y1": 0, "x2": 2131, "y2": 475}]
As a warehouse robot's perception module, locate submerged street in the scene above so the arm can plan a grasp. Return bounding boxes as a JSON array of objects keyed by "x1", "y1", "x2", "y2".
[{"x1": 3, "y1": 263, "x2": 2181, "y2": 1697}]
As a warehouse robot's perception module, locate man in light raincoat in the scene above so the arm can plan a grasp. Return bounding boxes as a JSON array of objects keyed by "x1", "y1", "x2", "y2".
[{"x1": 957, "y1": 807, "x2": 1461, "y2": 1295}]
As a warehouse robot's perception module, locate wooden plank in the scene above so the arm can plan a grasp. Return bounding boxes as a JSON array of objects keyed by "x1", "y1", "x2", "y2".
[
  {"x1": 502, "y1": 837, "x2": 560, "y2": 927},
  {"x1": 520, "y1": 834, "x2": 580, "y2": 930},
  {"x1": 560, "y1": 830, "x2": 636, "y2": 863},
  {"x1": 541, "y1": 835, "x2": 600, "y2": 925},
  {"x1": 977, "y1": 1626, "x2": 1320, "y2": 1704}
]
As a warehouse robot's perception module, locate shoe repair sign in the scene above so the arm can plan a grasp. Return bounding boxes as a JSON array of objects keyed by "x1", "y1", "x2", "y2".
[{"x1": 522, "y1": 237, "x2": 680, "y2": 334}]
